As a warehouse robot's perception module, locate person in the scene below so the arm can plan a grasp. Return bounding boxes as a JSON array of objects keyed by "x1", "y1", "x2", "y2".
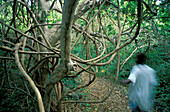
[{"x1": 120, "y1": 53, "x2": 158, "y2": 112}]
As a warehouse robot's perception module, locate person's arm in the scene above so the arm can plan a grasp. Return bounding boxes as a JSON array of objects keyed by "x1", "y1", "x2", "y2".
[
  {"x1": 118, "y1": 66, "x2": 136, "y2": 85},
  {"x1": 117, "y1": 79, "x2": 131, "y2": 86},
  {"x1": 121, "y1": 79, "x2": 131, "y2": 84}
]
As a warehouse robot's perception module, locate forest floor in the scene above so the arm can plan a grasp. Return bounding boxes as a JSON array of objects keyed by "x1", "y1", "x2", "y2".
[{"x1": 64, "y1": 75, "x2": 131, "y2": 112}]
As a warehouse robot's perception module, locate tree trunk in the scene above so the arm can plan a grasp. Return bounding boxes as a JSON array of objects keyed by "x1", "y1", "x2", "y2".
[{"x1": 42, "y1": 0, "x2": 79, "y2": 112}]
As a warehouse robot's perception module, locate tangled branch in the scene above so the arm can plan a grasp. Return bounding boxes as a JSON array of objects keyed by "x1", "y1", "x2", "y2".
[{"x1": 14, "y1": 43, "x2": 45, "y2": 112}]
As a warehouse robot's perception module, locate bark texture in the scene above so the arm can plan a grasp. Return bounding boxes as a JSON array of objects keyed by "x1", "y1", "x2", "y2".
[{"x1": 43, "y1": 0, "x2": 79, "y2": 111}]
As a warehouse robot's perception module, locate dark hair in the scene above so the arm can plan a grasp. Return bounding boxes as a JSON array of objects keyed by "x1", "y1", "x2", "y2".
[{"x1": 136, "y1": 53, "x2": 146, "y2": 64}]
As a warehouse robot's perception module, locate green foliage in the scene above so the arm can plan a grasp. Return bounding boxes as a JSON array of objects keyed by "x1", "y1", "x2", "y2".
[
  {"x1": 0, "y1": 87, "x2": 35, "y2": 112},
  {"x1": 1, "y1": 89, "x2": 22, "y2": 111},
  {"x1": 0, "y1": 59, "x2": 35, "y2": 111},
  {"x1": 146, "y1": 46, "x2": 169, "y2": 111}
]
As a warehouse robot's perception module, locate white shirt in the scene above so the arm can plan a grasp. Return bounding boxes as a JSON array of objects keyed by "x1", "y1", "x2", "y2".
[{"x1": 128, "y1": 64, "x2": 157, "y2": 111}]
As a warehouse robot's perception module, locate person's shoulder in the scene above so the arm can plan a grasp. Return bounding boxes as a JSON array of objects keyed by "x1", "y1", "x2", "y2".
[
  {"x1": 131, "y1": 65, "x2": 140, "y2": 71},
  {"x1": 132, "y1": 65, "x2": 138, "y2": 69},
  {"x1": 144, "y1": 64, "x2": 153, "y2": 69},
  {"x1": 133, "y1": 65, "x2": 139, "y2": 68},
  {"x1": 144, "y1": 64, "x2": 155, "y2": 72}
]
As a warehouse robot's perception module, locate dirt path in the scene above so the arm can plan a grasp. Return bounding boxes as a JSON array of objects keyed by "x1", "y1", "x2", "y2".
[
  {"x1": 82, "y1": 76, "x2": 131, "y2": 112},
  {"x1": 64, "y1": 75, "x2": 131, "y2": 112}
]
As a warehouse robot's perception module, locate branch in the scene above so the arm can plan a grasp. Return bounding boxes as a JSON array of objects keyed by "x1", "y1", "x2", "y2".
[
  {"x1": 143, "y1": 1, "x2": 157, "y2": 16},
  {"x1": 83, "y1": 0, "x2": 142, "y2": 66},
  {"x1": 105, "y1": 0, "x2": 118, "y2": 8},
  {"x1": 0, "y1": 0, "x2": 12, "y2": 12},
  {"x1": 25, "y1": 23, "x2": 61, "y2": 34},
  {"x1": 14, "y1": 43, "x2": 45, "y2": 112},
  {"x1": 1, "y1": 0, "x2": 52, "y2": 48},
  {"x1": 49, "y1": 0, "x2": 57, "y2": 11},
  {"x1": 0, "y1": 45, "x2": 58, "y2": 55},
  {"x1": 60, "y1": 0, "x2": 79, "y2": 75},
  {"x1": 0, "y1": 56, "x2": 15, "y2": 60},
  {"x1": 28, "y1": 55, "x2": 60, "y2": 74},
  {"x1": 71, "y1": 0, "x2": 107, "y2": 50},
  {"x1": 18, "y1": 0, "x2": 52, "y2": 48},
  {"x1": 120, "y1": 44, "x2": 150, "y2": 70},
  {"x1": 53, "y1": 8, "x2": 62, "y2": 14},
  {"x1": 0, "y1": 39, "x2": 35, "y2": 51},
  {"x1": 21, "y1": 25, "x2": 31, "y2": 67},
  {"x1": 120, "y1": 47, "x2": 138, "y2": 70},
  {"x1": 0, "y1": 21, "x2": 58, "y2": 54},
  {"x1": 60, "y1": 72, "x2": 96, "y2": 103},
  {"x1": 115, "y1": 0, "x2": 121, "y2": 82}
]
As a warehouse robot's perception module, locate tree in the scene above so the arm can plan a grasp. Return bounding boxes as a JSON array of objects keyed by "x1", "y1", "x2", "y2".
[{"x1": 1, "y1": 0, "x2": 165, "y2": 111}]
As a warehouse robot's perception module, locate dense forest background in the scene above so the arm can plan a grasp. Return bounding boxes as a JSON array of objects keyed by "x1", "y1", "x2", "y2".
[{"x1": 0, "y1": 0, "x2": 169, "y2": 112}]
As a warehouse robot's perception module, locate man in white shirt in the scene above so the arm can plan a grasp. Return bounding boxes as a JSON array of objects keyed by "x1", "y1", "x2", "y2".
[{"x1": 121, "y1": 53, "x2": 158, "y2": 112}]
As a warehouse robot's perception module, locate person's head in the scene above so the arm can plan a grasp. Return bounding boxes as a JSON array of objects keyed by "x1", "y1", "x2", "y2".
[{"x1": 136, "y1": 53, "x2": 146, "y2": 64}]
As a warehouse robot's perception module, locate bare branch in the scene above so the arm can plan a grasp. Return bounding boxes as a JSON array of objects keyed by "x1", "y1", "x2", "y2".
[
  {"x1": 0, "y1": 21, "x2": 58, "y2": 53},
  {"x1": 71, "y1": 0, "x2": 107, "y2": 50},
  {"x1": 143, "y1": 1, "x2": 157, "y2": 16},
  {"x1": 0, "y1": 0, "x2": 12, "y2": 12},
  {"x1": 60, "y1": 72, "x2": 96, "y2": 103},
  {"x1": 14, "y1": 43, "x2": 45, "y2": 112},
  {"x1": 18, "y1": 0, "x2": 52, "y2": 48},
  {"x1": 28, "y1": 55, "x2": 60, "y2": 74},
  {"x1": 0, "y1": 45, "x2": 58, "y2": 55}
]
